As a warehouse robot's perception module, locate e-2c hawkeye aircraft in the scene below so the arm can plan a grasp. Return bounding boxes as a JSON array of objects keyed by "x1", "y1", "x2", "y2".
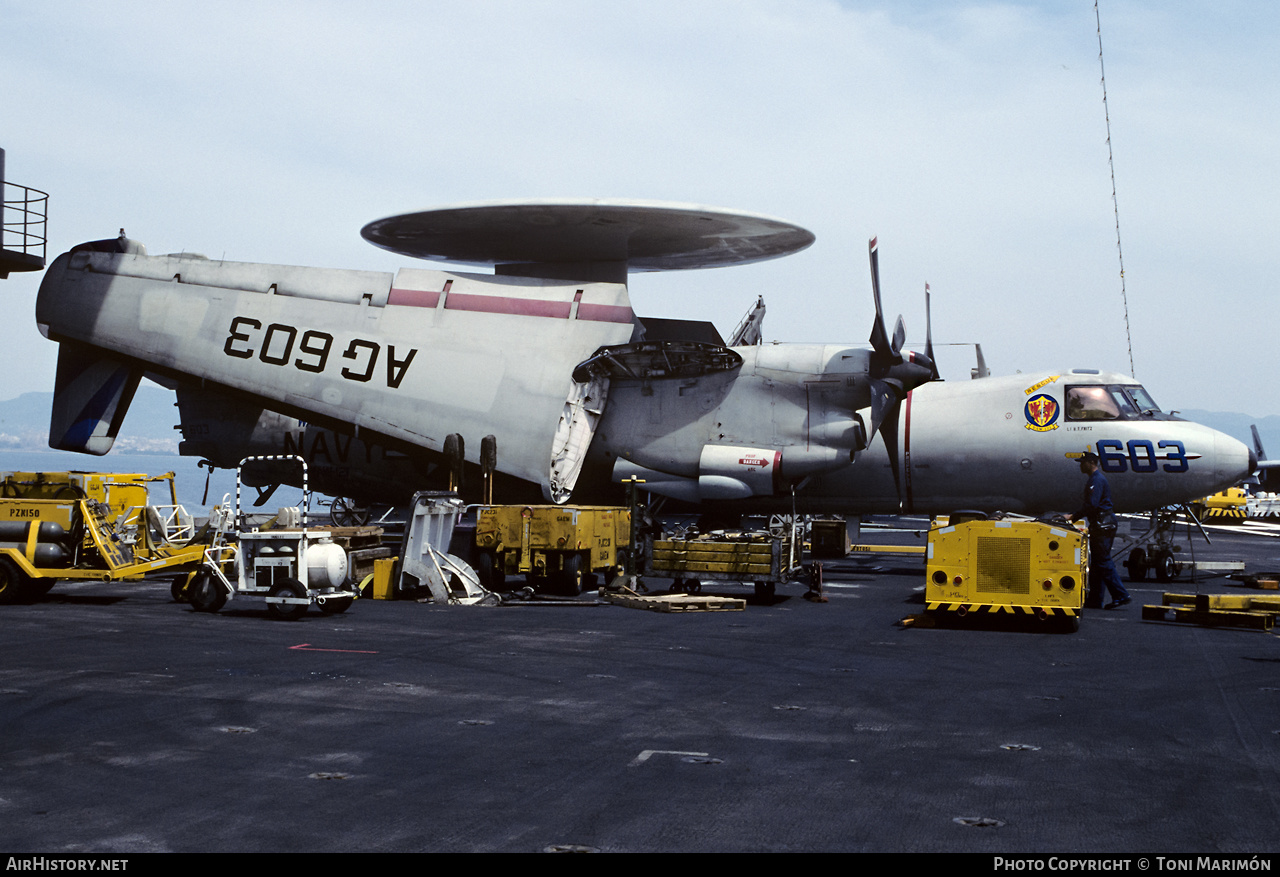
[{"x1": 34, "y1": 200, "x2": 1254, "y2": 515}]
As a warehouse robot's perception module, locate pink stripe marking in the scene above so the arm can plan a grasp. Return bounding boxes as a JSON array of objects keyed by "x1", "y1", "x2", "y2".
[
  {"x1": 388, "y1": 287, "x2": 634, "y2": 323},
  {"x1": 388, "y1": 287, "x2": 440, "y2": 308},
  {"x1": 575, "y1": 302, "x2": 635, "y2": 324},
  {"x1": 446, "y1": 292, "x2": 571, "y2": 319}
]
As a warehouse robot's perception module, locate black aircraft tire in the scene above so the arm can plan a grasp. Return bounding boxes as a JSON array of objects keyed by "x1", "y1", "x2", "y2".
[
  {"x1": 559, "y1": 552, "x2": 584, "y2": 597},
  {"x1": 267, "y1": 579, "x2": 309, "y2": 621},
  {"x1": 188, "y1": 572, "x2": 228, "y2": 613},
  {"x1": 1126, "y1": 548, "x2": 1147, "y2": 582},
  {"x1": 477, "y1": 551, "x2": 504, "y2": 590}
]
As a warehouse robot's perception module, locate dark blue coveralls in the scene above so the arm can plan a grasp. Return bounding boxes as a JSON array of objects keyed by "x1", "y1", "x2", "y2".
[{"x1": 1077, "y1": 469, "x2": 1130, "y2": 608}]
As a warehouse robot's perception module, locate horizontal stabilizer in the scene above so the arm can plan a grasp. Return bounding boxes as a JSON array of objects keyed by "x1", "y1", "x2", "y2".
[{"x1": 48, "y1": 342, "x2": 142, "y2": 455}]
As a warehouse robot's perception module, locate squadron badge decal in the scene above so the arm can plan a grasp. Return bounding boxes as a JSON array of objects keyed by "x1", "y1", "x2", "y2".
[{"x1": 1024, "y1": 394, "x2": 1060, "y2": 432}]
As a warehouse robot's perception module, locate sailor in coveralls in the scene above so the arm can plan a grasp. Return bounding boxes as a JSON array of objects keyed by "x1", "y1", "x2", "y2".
[{"x1": 1069, "y1": 451, "x2": 1132, "y2": 610}]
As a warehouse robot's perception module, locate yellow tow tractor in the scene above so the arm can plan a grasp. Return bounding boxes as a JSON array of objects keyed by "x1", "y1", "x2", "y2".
[
  {"x1": 1188, "y1": 487, "x2": 1248, "y2": 522},
  {"x1": 925, "y1": 512, "x2": 1087, "y2": 632},
  {"x1": 0, "y1": 470, "x2": 208, "y2": 603}
]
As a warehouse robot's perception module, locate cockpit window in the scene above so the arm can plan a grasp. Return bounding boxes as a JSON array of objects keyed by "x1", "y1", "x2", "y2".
[
  {"x1": 1066, "y1": 386, "x2": 1121, "y2": 420},
  {"x1": 1066, "y1": 384, "x2": 1163, "y2": 421},
  {"x1": 1125, "y1": 385, "x2": 1161, "y2": 414},
  {"x1": 1109, "y1": 388, "x2": 1139, "y2": 418}
]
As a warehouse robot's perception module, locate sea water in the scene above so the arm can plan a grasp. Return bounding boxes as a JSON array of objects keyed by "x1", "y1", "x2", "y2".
[{"x1": 0, "y1": 449, "x2": 312, "y2": 518}]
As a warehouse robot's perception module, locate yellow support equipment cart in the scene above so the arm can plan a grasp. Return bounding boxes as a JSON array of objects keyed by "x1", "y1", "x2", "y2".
[{"x1": 926, "y1": 515, "x2": 1087, "y2": 631}]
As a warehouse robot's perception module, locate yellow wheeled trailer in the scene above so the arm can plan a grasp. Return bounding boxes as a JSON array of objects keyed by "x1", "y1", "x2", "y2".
[
  {"x1": 645, "y1": 532, "x2": 801, "y2": 599},
  {"x1": 0, "y1": 471, "x2": 207, "y2": 604},
  {"x1": 474, "y1": 504, "x2": 631, "y2": 595},
  {"x1": 925, "y1": 515, "x2": 1087, "y2": 631}
]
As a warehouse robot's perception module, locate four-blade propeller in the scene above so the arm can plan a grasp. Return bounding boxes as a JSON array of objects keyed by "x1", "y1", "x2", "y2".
[{"x1": 864, "y1": 236, "x2": 938, "y2": 505}]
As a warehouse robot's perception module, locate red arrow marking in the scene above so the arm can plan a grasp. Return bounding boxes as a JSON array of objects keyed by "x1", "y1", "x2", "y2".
[{"x1": 289, "y1": 643, "x2": 379, "y2": 654}]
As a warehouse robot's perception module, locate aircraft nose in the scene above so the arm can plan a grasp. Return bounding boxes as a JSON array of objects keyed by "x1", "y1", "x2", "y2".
[{"x1": 1214, "y1": 430, "x2": 1254, "y2": 489}]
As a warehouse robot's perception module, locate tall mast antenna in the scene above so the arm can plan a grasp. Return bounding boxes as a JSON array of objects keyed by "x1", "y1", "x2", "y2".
[{"x1": 1096, "y1": 0, "x2": 1135, "y2": 378}]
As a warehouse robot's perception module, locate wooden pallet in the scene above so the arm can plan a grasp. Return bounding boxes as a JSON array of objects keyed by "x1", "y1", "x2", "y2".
[
  {"x1": 601, "y1": 590, "x2": 745, "y2": 613},
  {"x1": 1142, "y1": 592, "x2": 1280, "y2": 631}
]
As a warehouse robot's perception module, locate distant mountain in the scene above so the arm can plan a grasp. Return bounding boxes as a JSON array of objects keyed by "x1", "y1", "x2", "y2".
[
  {"x1": 1181, "y1": 411, "x2": 1280, "y2": 461},
  {"x1": 0, "y1": 384, "x2": 180, "y2": 453}
]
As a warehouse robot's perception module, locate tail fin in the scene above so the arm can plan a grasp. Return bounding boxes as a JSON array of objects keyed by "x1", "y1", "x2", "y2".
[
  {"x1": 1252, "y1": 424, "x2": 1278, "y2": 490},
  {"x1": 48, "y1": 342, "x2": 142, "y2": 455}
]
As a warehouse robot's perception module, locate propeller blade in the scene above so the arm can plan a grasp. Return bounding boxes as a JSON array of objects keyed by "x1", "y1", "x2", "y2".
[
  {"x1": 868, "y1": 237, "x2": 892, "y2": 359},
  {"x1": 891, "y1": 314, "x2": 906, "y2": 359},
  {"x1": 878, "y1": 400, "x2": 903, "y2": 504},
  {"x1": 868, "y1": 378, "x2": 904, "y2": 503},
  {"x1": 924, "y1": 283, "x2": 940, "y2": 381},
  {"x1": 868, "y1": 378, "x2": 896, "y2": 439}
]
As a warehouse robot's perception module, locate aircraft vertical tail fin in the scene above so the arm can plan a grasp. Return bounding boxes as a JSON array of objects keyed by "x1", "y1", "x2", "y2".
[
  {"x1": 48, "y1": 342, "x2": 142, "y2": 455},
  {"x1": 1252, "y1": 424, "x2": 1278, "y2": 489}
]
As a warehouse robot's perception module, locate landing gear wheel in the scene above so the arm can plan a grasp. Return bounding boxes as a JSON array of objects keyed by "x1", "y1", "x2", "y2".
[
  {"x1": 318, "y1": 593, "x2": 354, "y2": 615},
  {"x1": 558, "y1": 552, "x2": 584, "y2": 596},
  {"x1": 1125, "y1": 548, "x2": 1147, "y2": 582},
  {"x1": 330, "y1": 497, "x2": 371, "y2": 527},
  {"x1": 267, "y1": 578, "x2": 308, "y2": 620},
  {"x1": 0, "y1": 558, "x2": 31, "y2": 604},
  {"x1": 1153, "y1": 550, "x2": 1176, "y2": 583},
  {"x1": 477, "y1": 551, "x2": 505, "y2": 590},
  {"x1": 768, "y1": 515, "x2": 792, "y2": 538},
  {"x1": 188, "y1": 572, "x2": 227, "y2": 613}
]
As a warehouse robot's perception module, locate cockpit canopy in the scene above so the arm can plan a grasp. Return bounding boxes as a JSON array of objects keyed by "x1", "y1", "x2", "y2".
[{"x1": 1065, "y1": 384, "x2": 1171, "y2": 421}]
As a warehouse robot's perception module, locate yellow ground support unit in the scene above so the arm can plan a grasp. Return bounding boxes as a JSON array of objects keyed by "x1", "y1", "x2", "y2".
[
  {"x1": 1143, "y1": 592, "x2": 1280, "y2": 630},
  {"x1": 0, "y1": 471, "x2": 189, "y2": 548},
  {"x1": 925, "y1": 517, "x2": 1087, "y2": 629},
  {"x1": 1190, "y1": 487, "x2": 1248, "y2": 521},
  {"x1": 645, "y1": 533, "x2": 797, "y2": 598},
  {"x1": 0, "y1": 472, "x2": 207, "y2": 604},
  {"x1": 649, "y1": 537, "x2": 777, "y2": 577},
  {"x1": 474, "y1": 504, "x2": 630, "y2": 594}
]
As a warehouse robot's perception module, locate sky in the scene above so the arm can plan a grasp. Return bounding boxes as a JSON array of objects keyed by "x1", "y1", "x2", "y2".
[{"x1": 2, "y1": 0, "x2": 1277, "y2": 416}]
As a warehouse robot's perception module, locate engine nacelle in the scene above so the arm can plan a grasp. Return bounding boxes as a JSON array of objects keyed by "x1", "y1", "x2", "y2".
[
  {"x1": 614, "y1": 442, "x2": 855, "y2": 502},
  {"x1": 806, "y1": 414, "x2": 868, "y2": 453}
]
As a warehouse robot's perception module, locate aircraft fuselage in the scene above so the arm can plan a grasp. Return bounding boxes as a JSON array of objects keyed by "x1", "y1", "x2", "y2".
[{"x1": 35, "y1": 241, "x2": 1254, "y2": 516}]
